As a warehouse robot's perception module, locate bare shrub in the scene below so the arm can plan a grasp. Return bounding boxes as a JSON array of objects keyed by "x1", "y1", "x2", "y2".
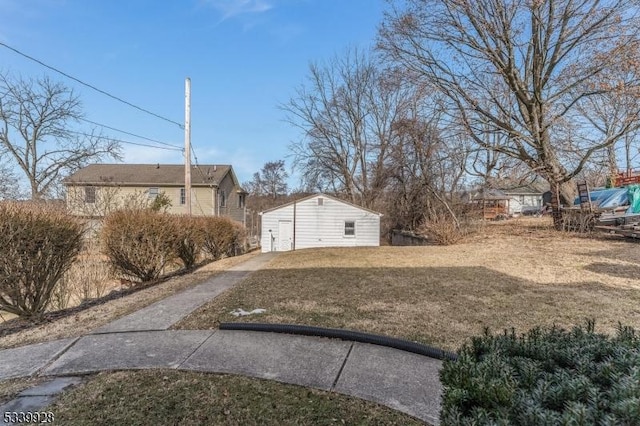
[
  {"x1": 0, "y1": 202, "x2": 84, "y2": 318},
  {"x1": 229, "y1": 221, "x2": 248, "y2": 256},
  {"x1": 420, "y1": 211, "x2": 479, "y2": 245},
  {"x1": 102, "y1": 210, "x2": 180, "y2": 283},
  {"x1": 175, "y1": 216, "x2": 205, "y2": 269},
  {"x1": 201, "y1": 217, "x2": 240, "y2": 260}
]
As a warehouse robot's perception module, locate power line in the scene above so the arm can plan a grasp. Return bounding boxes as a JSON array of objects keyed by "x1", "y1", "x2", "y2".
[
  {"x1": 79, "y1": 118, "x2": 183, "y2": 149},
  {"x1": 190, "y1": 142, "x2": 209, "y2": 180},
  {"x1": 68, "y1": 129, "x2": 184, "y2": 152},
  {"x1": 0, "y1": 41, "x2": 184, "y2": 129},
  {"x1": 190, "y1": 142, "x2": 201, "y2": 165}
]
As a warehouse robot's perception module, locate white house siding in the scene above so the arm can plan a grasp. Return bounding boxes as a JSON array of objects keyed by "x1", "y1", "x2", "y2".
[
  {"x1": 260, "y1": 195, "x2": 381, "y2": 252},
  {"x1": 507, "y1": 194, "x2": 543, "y2": 215}
]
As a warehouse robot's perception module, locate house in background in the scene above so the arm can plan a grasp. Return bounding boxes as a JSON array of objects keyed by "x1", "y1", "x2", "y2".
[
  {"x1": 499, "y1": 185, "x2": 544, "y2": 215},
  {"x1": 462, "y1": 188, "x2": 512, "y2": 220},
  {"x1": 64, "y1": 164, "x2": 247, "y2": 225},
  {"x1": 260, "y1": 193, "x2": 382, "y2": 252}
]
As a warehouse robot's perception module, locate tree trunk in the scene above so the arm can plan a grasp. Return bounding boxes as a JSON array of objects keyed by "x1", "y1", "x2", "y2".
[
  {"x1": 607, "y1": 144, "x2": 618, "y2": 186},
  {"x1": 548, "y1": 180, "x2": 577, "y2": 230}
]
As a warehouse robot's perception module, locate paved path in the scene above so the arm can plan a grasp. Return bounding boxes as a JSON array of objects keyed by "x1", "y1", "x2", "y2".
[
  {"x1": 0, "y1": 253, "x2": 443, "y2": 425},
  {"x1": 93, "y1": 253, "x2": 278, "y2": 333}
]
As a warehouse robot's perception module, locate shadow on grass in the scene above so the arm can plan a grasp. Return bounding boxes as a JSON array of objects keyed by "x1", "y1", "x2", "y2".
[
  {"x1": 583, "y1": 262, "x2": 640, "y2": 280},
  {"x1": 582, "y1": 245, "x2": 640, "y2": 265}
]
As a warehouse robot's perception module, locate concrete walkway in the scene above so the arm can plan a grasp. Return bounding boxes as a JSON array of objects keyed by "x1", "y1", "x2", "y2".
[{"x1": 0, "y1": 253, "x2": 443, "y2": 425}]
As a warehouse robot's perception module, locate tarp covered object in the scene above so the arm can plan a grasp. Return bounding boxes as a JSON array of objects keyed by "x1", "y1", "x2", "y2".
[
  {"x1": 574, "y1": 187, "x2": 629, "y2": 209},
  {"x1": 628, "y1": 185, "x2": 640, "y2": 213}
]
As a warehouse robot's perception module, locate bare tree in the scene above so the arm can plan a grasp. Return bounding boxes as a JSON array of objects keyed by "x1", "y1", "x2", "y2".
[
  {"x1": 380, "y1": 0, "x2": 640, "y2": 226},
  {"x1": 259, "y1": 160, "x2": 289, "y2": 199},
  {"x1": 573, "y1": 44, "x2": 640, "y2": 181},
  {"x1": 283, "y1": 48, "x2": 407, "y2": 209},
  {"x1": 243, "y1": 160, "x2": 289, "y2": 199},
  {"x1": 388, "y1": 110, "x2": 467, "y2": 231},
  {"x1": 242, "y1": 160, "x2": 290, "y2": 219},
  {"x1": 0, "y1": 155, "x2": 24, "y2": 199},
  {"x1": 0, "y1": 73, "x2": 121, "y2": 199}
]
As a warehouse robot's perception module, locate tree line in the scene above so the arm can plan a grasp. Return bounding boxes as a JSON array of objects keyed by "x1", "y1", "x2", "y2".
[
  {"x1": 3, "y1": 0, "x2": 640, "y2": 234},
  {"x1": 277, "y1": 0, "x2": 640, "y2": 231}
]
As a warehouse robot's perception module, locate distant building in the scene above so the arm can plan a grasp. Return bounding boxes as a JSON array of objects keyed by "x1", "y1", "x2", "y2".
[
  {"x1": 462, "y1": 188, "x2": 511, "y2": 220},
  {"x1": 499, "y1": 185, "x2": 544, "y2": 215},
  {"x1": 64, "y1": 163, "x2": 247, "y2": 225}
]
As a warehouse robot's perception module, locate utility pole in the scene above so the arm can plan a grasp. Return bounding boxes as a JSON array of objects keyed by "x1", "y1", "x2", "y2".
[{"x1": 184, "y1": 77, "x2": 192, "y2": 215}]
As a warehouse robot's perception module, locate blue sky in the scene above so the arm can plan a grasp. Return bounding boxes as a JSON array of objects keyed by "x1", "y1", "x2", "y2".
[{"x1": 0, "y1": 0, "x2": 386, "y2": 188}]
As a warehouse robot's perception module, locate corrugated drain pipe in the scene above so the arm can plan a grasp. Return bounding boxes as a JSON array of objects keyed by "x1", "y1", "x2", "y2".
[{"x1": 219, "y1": 323, "x2": 458, "y2": 361}]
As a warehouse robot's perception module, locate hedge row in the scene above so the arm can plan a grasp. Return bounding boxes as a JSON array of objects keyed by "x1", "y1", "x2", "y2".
[
  {"x1": 102, "y1": 210, "x2": 246, "y2": 283},
  {"x1": 0, "y1": 202, "x2": 84, "y2": 318}
]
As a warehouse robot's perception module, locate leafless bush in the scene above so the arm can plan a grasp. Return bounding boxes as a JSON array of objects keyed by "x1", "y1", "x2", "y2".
[
  {"x1": 420, "y1": 210, "x2": 479, "y2": 245},
  {"x1": 102, "y1": 210, "x2": 180, "y2": 283},
  {"x1": 229, "y1": 220, "x2": 248, "y2": 256},
  {"x1": 200, "y1": 217, "x2": 242, "y2": 260},
  {"x1": 175, "y1": 216, "x2": 205, "y2": 269},
  {"x1": 0, "y1": 202, "x2": 84, "y2": 318}
]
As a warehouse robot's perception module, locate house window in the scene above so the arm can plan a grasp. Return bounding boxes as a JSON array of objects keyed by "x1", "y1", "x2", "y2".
[
  {"x1": 148, "y1": 187, "x2": 159, "y2": 199},
  {"x1": 318, "y1": 197, "x2": 324, "y2": 206},
  {"x1": 519, "y1": 195, "x2": 525, "y2": 204},
  {"x1": 344, "y1": 221, "x2": 355, "y2": 236},
  {"x1": 84, "y1": 186, "x2": 96, "y2": 204},
  {"x1": 180, "y1": 188, "x2": 186, "y2": 205},
  {"x1": 220, "y1": 190, "x2": 226, "y2": 207},
  {"x1": 238, "y1": 193, "x2": 245, "y2": 208}
]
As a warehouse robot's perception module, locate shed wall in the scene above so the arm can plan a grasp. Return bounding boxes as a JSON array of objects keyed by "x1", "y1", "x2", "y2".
[{"x1": 260, "y1": 195, "x2": 380, "y2": 252}]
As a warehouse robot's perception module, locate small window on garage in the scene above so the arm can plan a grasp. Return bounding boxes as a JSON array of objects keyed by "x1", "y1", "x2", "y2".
[
  {"x1": 318, "y1": 197, "x2": 324, "y2": 206},
  {"x1": 344, "y1": 220, "x2": 355, "y2": 236}
]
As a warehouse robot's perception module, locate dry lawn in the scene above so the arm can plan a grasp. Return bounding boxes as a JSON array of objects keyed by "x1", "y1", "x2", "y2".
[
  {"x1": 176, "y1": 217, "x2": 640, "y2": 351},
  {"x1": 0, "y1": 252, "x2": 259, "y2": 350},
  {"x1": 46, "y1": 370, "x2": 420, "y2": 425}
]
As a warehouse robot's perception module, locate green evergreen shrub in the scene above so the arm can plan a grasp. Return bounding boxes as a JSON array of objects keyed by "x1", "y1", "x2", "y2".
[
  {"x1": 440, "y1": 321, "x2": 640, "y2": 425},
  {"x1": 102, "y1": 209, "x2": 180, "y2": 283},
  {"x1": 0, "y1": 202, "x2": 84, "y2": 318}
]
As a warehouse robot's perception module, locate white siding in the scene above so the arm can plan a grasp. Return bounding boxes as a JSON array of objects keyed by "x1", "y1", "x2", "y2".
[
  {"x1": 507, "y1": 194, "x2": 543, "y2": 214},
  {"x1": 260, "y1": 195, "x2": 380, "y2": 252}
]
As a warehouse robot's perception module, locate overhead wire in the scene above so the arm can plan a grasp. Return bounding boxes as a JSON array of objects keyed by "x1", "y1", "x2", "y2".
[
  {"x1": 67, "y1": 129, "x2": 184, "y2": 152},
  {"x1": 79, "y1": 118, "x2": 183, "y2": 149},
  {"x1": 0, "y1": 41, "x2": 184, "y2": 129}
]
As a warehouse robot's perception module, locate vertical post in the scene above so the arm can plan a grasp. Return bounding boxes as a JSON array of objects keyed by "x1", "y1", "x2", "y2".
[
  {"x1": 184, "y1": 78, "x2": 192, "y2": 216},
  {"x1": 292, "y1": 200, "x2": 296, "y2": 250}
]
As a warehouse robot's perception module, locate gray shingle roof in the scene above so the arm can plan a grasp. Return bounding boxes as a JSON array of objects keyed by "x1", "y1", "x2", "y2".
[
  {"x1": 64, "y1": 164, "x2": 231, "y2": 187},
  {"x1": 499, "y1": 185, "x2": 544, "y2": 195}
]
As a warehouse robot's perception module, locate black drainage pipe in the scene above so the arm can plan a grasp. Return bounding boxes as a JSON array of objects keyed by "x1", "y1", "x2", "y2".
[{"x1": 219, "y1": 322, "x2": 458, "y2": 361}]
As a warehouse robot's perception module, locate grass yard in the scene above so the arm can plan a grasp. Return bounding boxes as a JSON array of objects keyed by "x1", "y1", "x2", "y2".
[
  {"x1": 175, "y1": 218, "x2": 640, "y2": 351},
  {"x1": 45, "y1": 370, "x2": 421, "y2": 425}
]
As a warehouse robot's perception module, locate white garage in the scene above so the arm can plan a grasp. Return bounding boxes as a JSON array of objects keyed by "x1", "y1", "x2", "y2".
[{"x1": 260, "y1": 194, "x2": 382, "y2": 252}]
